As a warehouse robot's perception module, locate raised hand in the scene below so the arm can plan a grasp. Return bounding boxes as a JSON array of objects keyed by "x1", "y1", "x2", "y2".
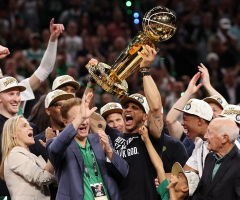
[
  {"x1": 198, "y1": 63, "x2": 210, "y2": 87},
  {"x1": 138, "y1": 45, "x2": 157, "y2": 68},
  {"x1": 98, "y1": 130, "x2": 112, "y2": 155},
  {"x1": 85, "y1": 58, "x2": 98, "y2": 70},
  {"x1": 186, "y1": 72, "x2": 202, "y2": 95},
  {"x1": 39, "y1": 127, "x2": 59, "y2": 147},
  {"x1": 166, "y1": 175, "x2": 179, "y2": 190},
  {"x1": 80, "y1": 93, "x2": 97, "y2": 120},
  {"x1": 49, "y1": 18, "x2": 65, "y2": 42},
  {"x1": 0, "y1": 45, "x2": 10, "y2": 59},
  {"x1": 139, "y1": 126, "x2": 149, "y2": 142}
]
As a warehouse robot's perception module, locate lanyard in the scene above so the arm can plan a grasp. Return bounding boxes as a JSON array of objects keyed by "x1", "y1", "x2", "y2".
[
  {"x1": 201, "y1": 143, "x2": 204, "y2": 170},
  {"x1": 83, "y1": 148, "x2": 99, "y2": 183}
]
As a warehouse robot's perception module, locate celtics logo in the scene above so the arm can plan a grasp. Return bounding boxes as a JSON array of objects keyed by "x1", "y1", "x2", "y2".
[
  {"x1": 236, "y1": 114, "x2": 240, "y2": 121},
  {"x1": 185, "y1": 100, "x2": 192, "y2": 110},
  {"x1": 138, "y1": 97, "x2": 144, "y2": 103},
  {"x1": 217, "y1": 98, "x2": 223, "y2": 104}
]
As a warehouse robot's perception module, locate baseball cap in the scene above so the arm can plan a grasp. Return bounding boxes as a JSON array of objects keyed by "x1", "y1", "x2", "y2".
[
  {"x1": 172, "y1": 162, "x2": 199, "y2": 196},
  {"x1": 120, "y1": 93, "x2": 149, "y2": 114},
  {"x1": 174, "y1": 98, "x2": 213, "y2": 121},
  {"x1": 219, "y1": 104, "x2": 240, "y2": 124},
  {"x1": 219, "y1": 18, "x2": 231, "y2": 29},
  {"x1": 30, "y1": 33, "x2": 41, "y2": 40},
  {"x1": 100, "y1": 102, "x2": 123, "y2": 119},
  {"x1": 52, "y1": 75, "x2": 80, "y2": 91},
  {"x1": 45, "y1": 89, "x2": 74, "y2": 108},
  {"x1": 203, "y1": 95, "x2": 228, "y2": 110},
  {"x1": 0, "y1": 77, "x2": 26, "y2": 92}
]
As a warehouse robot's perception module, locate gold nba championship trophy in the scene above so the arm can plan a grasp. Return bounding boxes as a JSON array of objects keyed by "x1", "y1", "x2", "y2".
[{"x1": 86, "y1": 6, "x2": 177, "y2": 98}]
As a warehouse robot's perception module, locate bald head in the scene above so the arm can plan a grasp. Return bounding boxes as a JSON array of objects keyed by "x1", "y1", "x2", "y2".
[{"x1": 209, "y1": 118, "x2": 238, "y2": 143}]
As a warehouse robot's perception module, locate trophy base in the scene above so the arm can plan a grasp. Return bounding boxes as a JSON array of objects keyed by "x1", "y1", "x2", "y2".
[{"x1": 88, "y1": 62, "x2": 128, "y2": 98}]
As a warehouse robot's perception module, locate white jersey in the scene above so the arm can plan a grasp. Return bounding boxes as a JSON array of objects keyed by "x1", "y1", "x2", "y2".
[{"x1": 186, "y1": 138, "x2": 240, "y2": 178}]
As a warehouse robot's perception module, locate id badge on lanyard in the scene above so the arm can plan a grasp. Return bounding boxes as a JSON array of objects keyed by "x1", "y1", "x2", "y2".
[
  {"x1": 84, "y1": 149, "x2": 108, "y2": 200},
  {"x1": 90, "y1": 182, "x2": 108, "y2": 200}
]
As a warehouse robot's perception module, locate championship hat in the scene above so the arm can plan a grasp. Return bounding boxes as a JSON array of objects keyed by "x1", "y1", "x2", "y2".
[
  {"x1": 45, "y1": 89, "x2": 74, "y2": 108},
  {"x1": 52, "y1": 75, "x2": 80, "y2": 91},
  {"x1": 219, "y1": 104, "x2": 240, "y2": 124},
  {"x1": 120, "y1": 93, "x2": 149, "y2": 114},
  {"x1": 203, "y1": 95, "x2": 228, "y2": 109},
  {"x1": 172, "y1": 162, "x2": 199, "y2": 196},
  {"x1": 100, "y1": 102, "x2": 123, "y2": 119},
  {"x1": 174, "y1": 98, "x2": 213, "y2": 121},
  {"x1": 0, "y1": 76, "x2": 26, "y2": 92}
]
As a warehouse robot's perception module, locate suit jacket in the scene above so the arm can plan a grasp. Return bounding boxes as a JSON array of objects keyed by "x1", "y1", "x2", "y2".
[
  {"x1": 4, "y1": 146, "x2": 56, "y2": 200},
  {"x1": 215, "y1": 83, "x2": 240, "y2": 104},
  {"x1": 46, "y1": 123, "x2": 129, "y2": 200},
  {"x1": 192, "y1": 145, "x2": 240, "y2": 200}
]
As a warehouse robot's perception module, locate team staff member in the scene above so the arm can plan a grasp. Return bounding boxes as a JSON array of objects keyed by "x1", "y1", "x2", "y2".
[
  {"x1": 52, "y1": 75, "x2": 80, "y2": 96},
  {"x1": 89, "y1": 45, "x2": 164, "y2": 200},
  {"x1": 0, "y1": 115, "x2": 56, "y2": 200},
  {"x1": 30, "y1": 90, "x2": 74, "y2": 161},
  {"x1": 46, "y1": 94, "x2": 129, "y2": 200},
  {"x1": 192, "y1": 118, "x2": 240, "y2": 199},
  {"x1": 100, "y1": 102, "x2": 125, "y2": 132}
]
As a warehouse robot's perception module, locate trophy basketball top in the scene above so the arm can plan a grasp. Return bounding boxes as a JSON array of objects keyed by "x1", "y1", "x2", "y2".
[{"x1": 142, "y1": 6, "x2": 177, "y2": 42}]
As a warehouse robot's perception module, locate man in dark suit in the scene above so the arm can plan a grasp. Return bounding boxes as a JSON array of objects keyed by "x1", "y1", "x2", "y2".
[
  {"x1": 192, "y1": 118, "x2": 240, "y2": 200},
  {"x1": 46, "y1": 94, "x2": 129, "y2": 200}
]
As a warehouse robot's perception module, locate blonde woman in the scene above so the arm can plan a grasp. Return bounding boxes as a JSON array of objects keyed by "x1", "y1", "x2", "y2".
[{"x1": 0, "y1": 115, "x2": 56, "y2": 200}]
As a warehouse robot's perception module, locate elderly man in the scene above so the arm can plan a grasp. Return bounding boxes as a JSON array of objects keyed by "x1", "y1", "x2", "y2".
[{"x1": 192, "y1": 118, "x2": 240, "y2": 199}]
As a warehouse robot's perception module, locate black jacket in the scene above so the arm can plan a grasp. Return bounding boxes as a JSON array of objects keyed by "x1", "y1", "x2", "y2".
[{"x1": 192, "y1": 145, "x2": 240, "y2": 200}]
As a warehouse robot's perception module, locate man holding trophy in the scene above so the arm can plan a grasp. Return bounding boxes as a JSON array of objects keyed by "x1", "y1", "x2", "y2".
[{"x1": 85, "y1": 6, "x2": 177, "y2": 200}]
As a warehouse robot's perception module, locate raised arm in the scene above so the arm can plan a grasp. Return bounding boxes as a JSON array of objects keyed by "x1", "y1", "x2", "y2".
[
  {"x1": 29, "y1": 19, "x2": 64, "y2": 91},
  {"x1": 198, "y1": 63, "x2": 226, "y2": 99},
  {"x1": 139, "y1": 126, "x2": 166, "y2": 183},
  {"x1": 46, "y1": 93, "x2": 97, "y2": 165},
  {"x1": 166, "y1": 72, "x2": 202, "y2": 140},
  {"x1": 138, "y1": 45, "x2": 163, "y2": 139}
]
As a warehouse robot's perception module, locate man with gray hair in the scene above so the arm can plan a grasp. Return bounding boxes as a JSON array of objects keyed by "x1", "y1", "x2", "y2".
[{"x1": 192, "y1": 118, "x2": 240, "y2": 199}]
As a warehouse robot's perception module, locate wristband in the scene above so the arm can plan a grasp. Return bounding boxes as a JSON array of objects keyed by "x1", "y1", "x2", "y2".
[
  {"x1": 88, "y1": 75, "x2": 96, "y2": 84},
  {"x1": 87, "y1": 84, "x2": 97, "y2": 88},
  {"x1": 139, "y1": 67, "x2": 150, "y2": 73},
  {"x1": 141, "y1": 72, "x2": 151, "y2": 78}
]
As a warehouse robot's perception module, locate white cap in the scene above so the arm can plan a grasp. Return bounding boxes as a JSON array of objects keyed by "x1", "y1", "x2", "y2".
[
  {"x1": 52, "y1": 75, "x2": 80, "y2": 90},
  {"x1": 45, "y1": 89, "x2": 74, "y2": 108},
  {"x1": 120, "y1": 93, "x2": 149, "y2": 114},
  {"x1": 100, "y1": 102, "x2": 123, "y2": 118},
  {"x1": 172, "y1": 162, "x2": 199, "y2": 197},
  {"x1": 219, "y1": 104, "x2": 240, "y2": 124},
  {"x1": 0, "y1": 76, "x2": 26, "y2": 92},
  {"x1": 206, "y1": 52, "x2": 219, "y2": 62},
  {"x1": 219, "y1": 18, "x2": 231, "y2": 29},
  {"x1": 203, "y1": 95, "x2": 228, "y2": 109},
  {"x1": 174, "y1": 99, "x2": 213, "y2": 121}
]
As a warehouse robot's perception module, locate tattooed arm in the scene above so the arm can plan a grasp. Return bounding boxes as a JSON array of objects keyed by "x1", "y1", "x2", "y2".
[{"x1": 139, "y1": 45, "x2": 163, "y2": 139}]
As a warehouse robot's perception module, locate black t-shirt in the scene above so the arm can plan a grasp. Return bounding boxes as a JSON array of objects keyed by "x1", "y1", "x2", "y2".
[
  {"x1": 0, "y1": 114, "x2": 38, "y2": 196},
  {"x1": 105, "y1": 125, "x2": 163, "y2": 200},
  {"x1": 162, "y1": 134, "x2": 189, "y2": 173}
]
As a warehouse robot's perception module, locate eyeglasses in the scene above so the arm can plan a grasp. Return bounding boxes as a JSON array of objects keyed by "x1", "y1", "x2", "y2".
[{"x1": 49, "y1": 102, "x2": 63, "y2": 108}]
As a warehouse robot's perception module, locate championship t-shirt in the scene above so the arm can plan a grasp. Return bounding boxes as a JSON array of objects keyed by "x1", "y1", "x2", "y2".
[{"x1": 105, "y1": 125, "x2": 163, "y2": 200}]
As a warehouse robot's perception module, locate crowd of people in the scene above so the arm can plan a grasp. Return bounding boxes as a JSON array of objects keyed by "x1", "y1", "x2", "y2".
[{"x1": 0, "y1": 0, "x2": 240, "y2": 200}]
